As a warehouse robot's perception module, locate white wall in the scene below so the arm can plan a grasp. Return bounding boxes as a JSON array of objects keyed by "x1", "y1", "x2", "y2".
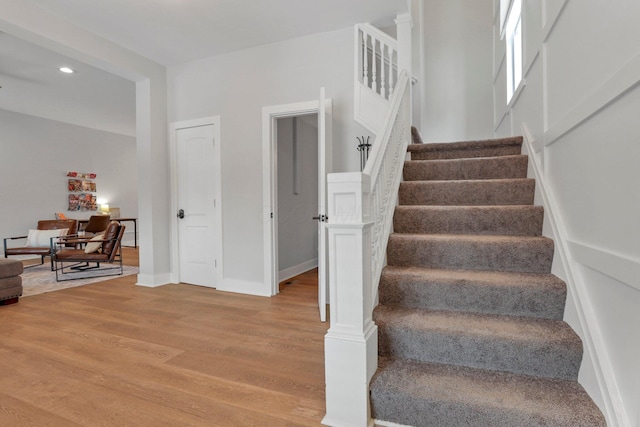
[
  {"x1": 0, "y1": 109, "x2": 138, "y2": 246},
  {"x1": 420, "y1": 0, "x2": 495, "y2": 142},
  {"x1": 167, "y1": 28, "x2": 370, "y2": 291},
  {"x1": 277, "y1": 116, "x2": 319, "y2": 280},
  {"x1": 493, "y1": 1, "x2": 640, "y2": 425}
]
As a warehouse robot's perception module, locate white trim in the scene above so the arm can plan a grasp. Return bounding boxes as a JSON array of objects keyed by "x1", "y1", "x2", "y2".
[
  {"x1": 499, "y1": 0, "x2": 515, "y2": 39},
  {"x1": 545, "y1": 52, "x2": 640, "y2": 146},
  {"x1": 494, "y1": 107, "x2": 509, "y2": 131},
  {"x1": 262, "y1": 100, "x2": 321, "y2": 297},
  {"x1": 169, "y1": 116, "x2": 223, "y2": 288},
  {"x1": 522, "y1": 128, "x2": 626, "y2": 427},
  {"x1": 507, "y1": 77, "x2": 526, "y2": 108},
  {"x1": 493, "y1": 52, "x2": 505, "y2": 84},
  {"x1": 542, "y1": 0, "x2": 569, "y2": 43},
  {"x1": 279, "y1": 258, "x2": 318, "y2": 283},
  {"x1": 568, "y1": 240, "x2": 640, "y2": 293},
  {"x1": 136, "y1": 272, "x2": 171, "y2": 288},
  {"x1": 216, "y1": 279, "x2": 271, "y2": 297},
  {"x1": 524, "y1": 49, "x2": 539, "y2": 81}
]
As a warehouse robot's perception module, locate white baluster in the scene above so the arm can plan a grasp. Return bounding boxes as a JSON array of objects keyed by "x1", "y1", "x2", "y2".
[
  {"x1": 371, "y1": 37, "x2": 377, "y2": 94},
  {"x1": 388, "y1": 47, "x2": 395, "y2": 96},
  {"x1": 380, "y1": 42, "x2": 387, "y2": 99},
  {"x1": 363, "y1": 31, "x2": 369, "y2": 88}
]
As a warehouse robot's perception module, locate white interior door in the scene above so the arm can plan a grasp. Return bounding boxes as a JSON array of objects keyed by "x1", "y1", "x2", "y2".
[
  {"x1": 176, "y1": 124, "x2": 217, "y2": 287},
  {"x1": 317, "y1": 88, "x2": 332, "y2": 322}
]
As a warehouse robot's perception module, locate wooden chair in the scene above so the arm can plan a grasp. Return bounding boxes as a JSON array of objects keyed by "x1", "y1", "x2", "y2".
[
  {"x1": 3, "y1": 219, "x2": 78, "y2": 270},
  {"x1": 53, "y1": 221, "x2": 125, "y2": 281}
]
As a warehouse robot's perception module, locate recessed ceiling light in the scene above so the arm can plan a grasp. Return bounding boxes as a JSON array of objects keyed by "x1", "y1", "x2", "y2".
[{"x1": 59, "y1": 66, "x2": 75, "y2": 74}]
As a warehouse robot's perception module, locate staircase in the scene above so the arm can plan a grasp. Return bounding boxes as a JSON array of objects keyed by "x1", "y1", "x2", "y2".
[{"x1": 369, "y1": 134, "x2": 606, "y2": 426}]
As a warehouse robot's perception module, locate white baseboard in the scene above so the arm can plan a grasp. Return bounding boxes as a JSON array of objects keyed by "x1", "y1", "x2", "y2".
[
  {"x1": 521, "y1": 129, "x2": 625, "y2": 427},
  {"x1": 279, "y1": 258, "x2": 318, "y2": 282},
  {"x1": 217, "y1": 278, "x2": 272, "y2": 297},
  {"x1": 136, "y1": 272, "x2": 171, "y2": 288}
]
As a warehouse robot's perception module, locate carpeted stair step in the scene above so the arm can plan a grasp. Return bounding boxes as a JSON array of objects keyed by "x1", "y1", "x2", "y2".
[
  {"x1": 393, "y1": 205, "x2": 543, "y2": 236},
  {"x1": 387, "y1": 234, "x2": 554, "y2": 274},
  {"x1": 379, "y1": 266, "x2": 566, "y2": 320},
  {"x1": 403, "y1": 155, "x2": 529, "y2": 181},
  {"x1": 370, "y1": 131, "x2": 606, "y2": 425},
  {"x1": 399, "y1": 178, "x2": 535, "y2": 206},
  {"x1": 374, "y1": 305, "x2": 582, "y2": 380},
  {"x1": 408, "y1": 136, "x2": 523, "y2": 160},
  {"x1": 370, "y1": 358, "x2": 606, "y2": 427}
]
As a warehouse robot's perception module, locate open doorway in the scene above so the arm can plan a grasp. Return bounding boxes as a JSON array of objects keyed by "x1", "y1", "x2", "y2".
[
  {"x1": 263, "y1": 91, "x2": 331, "y2": 320},
  {"x1": 276, "y1": 114, "x2": 319, "y2": 284}
]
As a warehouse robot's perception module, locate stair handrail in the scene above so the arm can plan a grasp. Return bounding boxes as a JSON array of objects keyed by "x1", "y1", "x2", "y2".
[
  {"x1": 323, "y1": 70, "x2": 410, "y2": 426},
  {"x1": 363, "y1": 69, "x2": 410, "y2": 297}
]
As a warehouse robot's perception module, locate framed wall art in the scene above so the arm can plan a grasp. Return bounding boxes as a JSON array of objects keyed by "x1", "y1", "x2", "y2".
[{"x1": 67, "y1": 171, "x2": 98, "y2": 211}]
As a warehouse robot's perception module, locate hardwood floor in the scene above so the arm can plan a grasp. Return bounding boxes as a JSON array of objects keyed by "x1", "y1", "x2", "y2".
[{"x1": 1, "y1": 250, "x2": 327, "y2": 426}]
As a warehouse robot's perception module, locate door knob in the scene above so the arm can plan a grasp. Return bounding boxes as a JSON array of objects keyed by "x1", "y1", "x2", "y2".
[
  {"x1": 312, "y1": 214, "x2": 328, "y2": 222},
  {"x1": 177, "y1": 209, "x2": 185, "y2": 219}
]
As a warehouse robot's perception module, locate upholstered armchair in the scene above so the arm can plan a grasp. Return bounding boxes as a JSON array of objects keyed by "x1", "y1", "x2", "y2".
[
  {"x1": 3, "y1": 219, "x2": 78, "y2": 270},
  {"x1": 82, "y1": 215, "x2": 111, "y2": 238},
  {"x1": 53, "y1": 221, "x2": 125, "y2": 281}
]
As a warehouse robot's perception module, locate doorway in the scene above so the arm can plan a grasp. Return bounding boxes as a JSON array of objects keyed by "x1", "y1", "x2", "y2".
[
  {"x1": 276, "y1": 114, "x2": 319, "y2": 283},
  {"x1": 262, "y1": 91, "x2": 332, "y2": 321}
]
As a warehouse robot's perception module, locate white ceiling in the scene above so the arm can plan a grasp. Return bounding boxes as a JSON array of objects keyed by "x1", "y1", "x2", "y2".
[
  {"x1": 0, "y1": 0, "x2": 407, "y2": 136},
  {"x1": 27, "y1": 0, "x2": 407, "y2": 66},
  {"x1": 0, "y1": 31, "x2": 137, "y2": 136}
]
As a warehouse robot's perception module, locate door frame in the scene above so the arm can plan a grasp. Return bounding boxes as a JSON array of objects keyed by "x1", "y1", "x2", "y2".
[
  {"x1": 169, "y1": 116, "x2": 223, "y2": 286},
  {"x1": 262, "y1": 100, "x2": 329, "y2": 296}
]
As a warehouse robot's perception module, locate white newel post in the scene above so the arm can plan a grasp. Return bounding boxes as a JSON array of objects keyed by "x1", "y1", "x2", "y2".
[{"x1": 322, "y1": 172, "x2": 378, "y2": 427}]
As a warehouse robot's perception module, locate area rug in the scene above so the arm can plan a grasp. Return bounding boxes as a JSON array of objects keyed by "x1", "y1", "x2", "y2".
[{"x1": 21, "y1": 263, "x2": 139, "y2": 297}]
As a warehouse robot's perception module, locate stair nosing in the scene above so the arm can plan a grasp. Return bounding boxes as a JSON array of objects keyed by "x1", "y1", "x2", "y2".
[
  {"x1": 374, "y1": 304, "x2": 579, "y2": 344},
  {"x1": 400, "y1": 177, "x2": 534, "y2": 184},
  {"x1": 407, "y1": 136, "x2": 523, "y2": 152},
  {"x1": 404, "y1": 154, "x2": 528, "y2": 164},
  {"x1": 388, "y1": 233, "x2": 553, "y2": 243}
]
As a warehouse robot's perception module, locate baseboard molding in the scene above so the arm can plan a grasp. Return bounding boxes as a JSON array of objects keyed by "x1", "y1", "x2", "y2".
[
  {"x1": 279, "y1": 258, "x2": 318, "y2": 282},
  {"x1": 567, "y1": 240, "x2": 640, "y2": 293},
  {"x1": 135, "y1": 272, "x2": 171, "y2": 288},
  {"x1": 217, "y1": 278, "x2": 271, "y2": 297},
  {"x1": 522, "y1": 129, "x2": 626, "y2": 427}
]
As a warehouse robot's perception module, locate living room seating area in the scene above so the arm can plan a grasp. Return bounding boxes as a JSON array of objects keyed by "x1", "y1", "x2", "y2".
[{"x1": 3, "y1": 219, "x2": 79, "y2": 270}]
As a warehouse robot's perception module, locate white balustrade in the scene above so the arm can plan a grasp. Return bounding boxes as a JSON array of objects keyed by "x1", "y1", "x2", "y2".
[
  {"x1": 323, "y1": 71, "x2": 411, "y2": 427},
  {"x1": 353, "y1": 14, "x2": 411, "y2": 136},
  {"x1": 356, "y1": 24, "x2": 398, "y2": 100}
]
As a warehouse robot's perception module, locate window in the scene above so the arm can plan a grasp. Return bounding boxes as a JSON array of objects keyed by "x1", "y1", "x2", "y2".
[{"x1": 503, "y1": 0, "x2": 522, "y2": 102}]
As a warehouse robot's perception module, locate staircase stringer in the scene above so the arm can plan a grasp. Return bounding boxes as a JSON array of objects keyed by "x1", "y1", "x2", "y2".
[{"x1": 521, "y1": 130, "x2": 623, "y2": 427}]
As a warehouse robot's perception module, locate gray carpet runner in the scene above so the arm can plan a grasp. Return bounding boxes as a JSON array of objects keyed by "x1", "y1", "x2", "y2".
[{"x1": 370, "y1": 132, "x2": 606, "y2": 426}]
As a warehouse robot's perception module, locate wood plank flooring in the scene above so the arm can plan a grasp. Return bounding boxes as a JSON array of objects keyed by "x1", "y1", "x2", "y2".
[{"x1": 0, "y1": 249, "x2": 327, "y2": 426}]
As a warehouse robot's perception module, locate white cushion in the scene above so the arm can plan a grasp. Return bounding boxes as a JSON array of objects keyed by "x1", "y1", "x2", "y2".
[
  {"x1": 84, "y1": 234, "x2": 104, "y2": 254},
  {"x1": 25, "y1": 228, "x2": 68, "y2": 247}
]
